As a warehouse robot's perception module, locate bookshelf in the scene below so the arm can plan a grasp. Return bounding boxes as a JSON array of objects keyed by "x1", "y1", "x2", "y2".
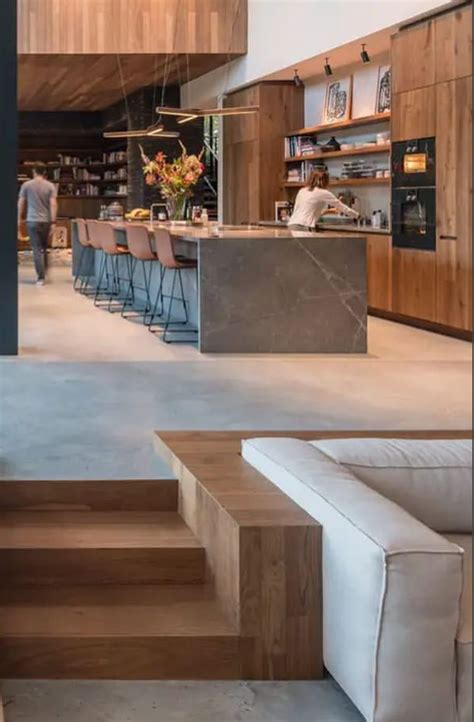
[
  {"x1": 18, "y1": 150, "x2": 128, "y2": 194},
  {"x1": 284, "y1": 113, "x2": 391, "y2": 197},
  {"x1": 284, "y1": 144, "x2": 390, "y2": 163}
]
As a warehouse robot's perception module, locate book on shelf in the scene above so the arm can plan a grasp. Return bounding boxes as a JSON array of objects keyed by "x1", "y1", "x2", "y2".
[
  {"x1": 286, "y1": 159, "x2": 327, "y2": 183},
  {"x1": 285, "y1": 135, "x2": 319, "y2": 158}
]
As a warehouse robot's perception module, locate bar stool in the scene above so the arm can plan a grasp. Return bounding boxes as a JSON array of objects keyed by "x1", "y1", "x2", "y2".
[
  {"x1": 122, "y1": 223, "x2": 163, "y2": 324},
  {"x1": 148, "y1": 228, "x2": 198, "y2": 344},
  {"x1": 74, "y1": 219, "x2": 94, "y2": 295},
  {"x1": 86, "y1": 220, "x2": 111, "y2": 302},
  {"x1": 91, "y1": 221, "x2": 132, "y2": 312}
]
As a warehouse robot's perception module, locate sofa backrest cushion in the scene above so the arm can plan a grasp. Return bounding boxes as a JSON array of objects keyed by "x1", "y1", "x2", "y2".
[{"x1": 311, "y1": 438, "x2": 472, "y2": 533}]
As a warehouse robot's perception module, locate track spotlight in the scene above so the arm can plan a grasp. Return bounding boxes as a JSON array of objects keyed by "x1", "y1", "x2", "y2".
[
  {"x1": 324, "y1": 58, "x2": 333, "y2": 77},
  {"x1": 293, "y1": 69, "x2": 304, "y2": 88},
  {"x1": 360, "y1": 44, "x2": 371, "y2": 64}
]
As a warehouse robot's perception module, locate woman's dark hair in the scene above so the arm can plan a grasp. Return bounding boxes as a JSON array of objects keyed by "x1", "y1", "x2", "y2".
[{"x1": 306, "y1": 170, "x2": 329, "y2": 190}]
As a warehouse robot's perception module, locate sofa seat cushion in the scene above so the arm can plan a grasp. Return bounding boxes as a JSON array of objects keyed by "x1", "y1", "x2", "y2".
[
  {"x1": 311, "y1": 438, "x2": 472, "y2": 533},
  {"x1": 445, "y1": 534, "x2": 472, "y2": 722}
]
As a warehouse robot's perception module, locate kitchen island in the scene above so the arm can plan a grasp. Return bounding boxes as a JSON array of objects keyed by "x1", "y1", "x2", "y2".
[{"x1": 75, "y1": 223, "x2": 368, "y2": 354}]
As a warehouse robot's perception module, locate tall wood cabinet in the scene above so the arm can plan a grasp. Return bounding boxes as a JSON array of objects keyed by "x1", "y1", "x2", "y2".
[
  {"x1": 223, "y1": 82, "x2": 304, "y2": 225},
  {"x1": 391, "y1": 3, "x2": 472, "y2": 334}
]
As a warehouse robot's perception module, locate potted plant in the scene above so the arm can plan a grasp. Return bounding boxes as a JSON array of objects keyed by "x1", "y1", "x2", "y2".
[{"x1": 141, "y1": 142, "x2": 205, "y2": 221}]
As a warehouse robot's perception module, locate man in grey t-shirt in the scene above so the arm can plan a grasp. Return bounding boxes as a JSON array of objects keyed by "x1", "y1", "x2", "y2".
[{"x1": 18, "y1": 165, "x2": 58, "y2": 285}]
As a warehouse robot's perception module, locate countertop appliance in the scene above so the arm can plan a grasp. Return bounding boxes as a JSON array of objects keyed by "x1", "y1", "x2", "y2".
[{"x1": 391, "y1": 136, "x2": 436, "y2": 251}]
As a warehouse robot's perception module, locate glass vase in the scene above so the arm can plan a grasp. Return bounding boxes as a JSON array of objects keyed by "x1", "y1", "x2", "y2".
[{"x1": 166, "y1": 195, "x2": 188, "y2": 222}]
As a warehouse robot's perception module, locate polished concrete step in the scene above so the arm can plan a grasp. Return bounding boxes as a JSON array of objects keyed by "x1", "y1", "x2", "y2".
[
  {"x1": 0, "y1": 479, "x2": 178, "y2": 512},
  {"x1": 0, "y1": 585, "x2": 239, "y2": 680},
  {"x1": 0, "y1": 511, "x2": 205, "y2": 585}
]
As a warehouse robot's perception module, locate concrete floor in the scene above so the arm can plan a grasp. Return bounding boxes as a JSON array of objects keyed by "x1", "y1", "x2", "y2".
[
  {"x1": 1, "y1": 258, "x2": 471, "y2": 480},
  {"x1": 0, "y1": 256, "x2": 472, "y2": 721},
  {"x1": 2, "y1": 680, "x2": 364, "y2": 722}
]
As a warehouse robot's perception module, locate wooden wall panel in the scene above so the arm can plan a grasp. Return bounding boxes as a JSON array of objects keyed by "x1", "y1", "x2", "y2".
[
  {"x1": 392, "y1": 249, "x2": 437, "y2": 322},
  {"x1": 436, "y1": 76, "x2": 472, "y2": 330},
  {"x1": 392, "y1": 21, "x2": 435, "y2": 94},
  {"x1": 367, "y1": 234, "x2": 392, "y2": 312},
  {"x1": 258, "y1": 84, "x2": 305, "y2": 221},
  {"x1": 18, "y1": 0, "x2": 248, "y2": 55},
  {"x1": 223, "y1": 83, "x2": 304, "y2": 225},
  {"x1": 435, "y1": 6, "x2": 473, "y2": 83},
  {"x1": 391, "y1": 86, "x2": 436, "y2": 141}
]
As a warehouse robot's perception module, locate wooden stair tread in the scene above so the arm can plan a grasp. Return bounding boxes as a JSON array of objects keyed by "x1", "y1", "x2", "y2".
[
  {"x1": 0, "y1": 585, "x2": 236, "y2": 637},
  {"x1": 0, "y1": 511, "x2": 201, "y2": 549}
]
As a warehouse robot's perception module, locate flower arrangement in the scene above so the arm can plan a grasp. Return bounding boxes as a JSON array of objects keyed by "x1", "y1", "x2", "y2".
[{"x1": 141, "y1": 142, "x2": 205, "y2": 220}]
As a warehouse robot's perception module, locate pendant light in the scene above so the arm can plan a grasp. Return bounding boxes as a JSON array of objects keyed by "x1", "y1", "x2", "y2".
[
  {"x1": 156, "y1": 105, "x2": 260, "y2": 125},
  {"x1": 103, "y1": 51, "x2": 181, "y2": 140},
  {"x1": 155, "y1": 0, "x2": 259, "y2": 125},
  {"x1": 103, "y1": 123, "x2": 180, "y2": 139}
]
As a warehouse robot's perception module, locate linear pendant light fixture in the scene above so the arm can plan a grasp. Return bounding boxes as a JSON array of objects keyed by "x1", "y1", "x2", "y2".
[
  {"x1": 156, "y1": 105, "x2": 260, "y2": 125},
  {"x1": 103, "y1": 123, "x2": 180, "y2": 140}
]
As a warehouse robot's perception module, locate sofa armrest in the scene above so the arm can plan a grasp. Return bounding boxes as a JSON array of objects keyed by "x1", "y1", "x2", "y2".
[{"x1": 242, "y1": 438, "x2": 464, "y2": 722}]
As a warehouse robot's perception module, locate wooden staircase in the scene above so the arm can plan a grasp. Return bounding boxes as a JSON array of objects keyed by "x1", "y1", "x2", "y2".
[{"x1": 0, "y1": 479, "x2": 239, "y2": 679}]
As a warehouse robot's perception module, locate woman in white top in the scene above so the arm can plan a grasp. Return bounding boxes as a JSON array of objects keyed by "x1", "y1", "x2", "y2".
[{"x1": 288, "y1": 170, "x2": 359, "y2": 230}]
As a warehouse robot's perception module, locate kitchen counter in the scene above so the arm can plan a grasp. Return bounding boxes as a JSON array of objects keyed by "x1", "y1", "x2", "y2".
[
  {"x1": 259, "y1": 220, "x2": 391, "y2": 236},
  {"x1": 75, "y1": 221, "x2": 368, "y2": 354},
  {"x1": 319, "y1": 223, "x2": 391, "y2": 236}
]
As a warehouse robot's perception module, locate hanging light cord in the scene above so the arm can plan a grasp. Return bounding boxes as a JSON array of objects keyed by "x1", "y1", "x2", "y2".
[{"x1": 156, "y1": 0, "x2": 184, "y2": 124}]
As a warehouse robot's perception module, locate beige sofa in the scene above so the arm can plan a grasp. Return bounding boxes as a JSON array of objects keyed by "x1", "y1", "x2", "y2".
[{"x1": 242, "y1": 437, "x2": 472, "y2": 722}]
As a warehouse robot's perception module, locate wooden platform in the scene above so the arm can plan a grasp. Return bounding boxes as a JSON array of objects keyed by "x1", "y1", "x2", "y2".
[
  {"x1": 154, "y1": 429, "x2": 471, "y2": 680},
  {"x1": 0, "y1": 430, "x2": 469, "y2": 681}
]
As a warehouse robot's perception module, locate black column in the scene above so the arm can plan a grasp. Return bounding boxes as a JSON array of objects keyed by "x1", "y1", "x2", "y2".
[{"x1": 0, "y1": 0, "x2": 18, "y2": 355}]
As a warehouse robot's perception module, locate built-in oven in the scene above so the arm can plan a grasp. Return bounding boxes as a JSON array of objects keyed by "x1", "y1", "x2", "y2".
[
  {"x1": 392, "y1": 137, "x2": 436, "y2": 189},
  {"x1": 392, "y1": 187, "x2": 436, "y2": 251}
]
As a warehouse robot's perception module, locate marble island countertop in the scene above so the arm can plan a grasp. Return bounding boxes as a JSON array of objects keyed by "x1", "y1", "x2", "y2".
[{"x1": 111, "y1": 221, "x2": 368, "y2": 242}]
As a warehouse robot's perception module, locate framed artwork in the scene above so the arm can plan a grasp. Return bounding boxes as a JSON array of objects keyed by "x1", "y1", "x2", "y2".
[
  {"x1": 376, "y1": 65, "x2": 391, "y2": 114},
  {"x1": 275, "y1": 201, "x2": 292, "y2": 223},
  {"x1": 322, "y1": 77, "x2": 352, "y2": 125}
]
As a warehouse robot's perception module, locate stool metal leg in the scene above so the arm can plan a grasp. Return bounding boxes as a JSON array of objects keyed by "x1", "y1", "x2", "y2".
[
  {"x1": 147, "y1": 265, "x2": 166, "y2": 331},
  {"x1": 74, "y1": 246, "x2": 85, "y2": 291},
  {"x1": 94, "y1": 253, "x2": 107, "y2": 306}
]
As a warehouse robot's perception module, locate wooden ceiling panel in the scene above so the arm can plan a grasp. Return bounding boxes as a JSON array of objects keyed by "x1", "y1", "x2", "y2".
[
  {"x1": 18, "y1": 0, "x2": 248, "y2": 55},
  {"x1": 18, "y1": 54, "x2": 232, "y2": 111}
]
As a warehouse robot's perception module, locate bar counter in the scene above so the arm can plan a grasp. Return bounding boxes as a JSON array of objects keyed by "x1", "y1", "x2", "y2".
[{"x1": 75, "y1": 222, "x2": 368, "y2": 354}]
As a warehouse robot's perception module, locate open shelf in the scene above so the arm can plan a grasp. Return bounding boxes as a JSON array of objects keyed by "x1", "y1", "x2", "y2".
[
  {"x1": 57, "y1": 195, "x2": 128, "y2": 200},
  {"x1": 18, "y1": 162, "x2": 127, "y2": 170},
  {"x1": 289, "y1": 112, "x2": 391, "y2": 138},
  {"x1": 285, "y1": 177, "x2": 391, "y2": 189},
  {"x1": 285, "y1": 144, "x2": 391, "y2": 163},
  {"x1": 55, "y1": 179, "x2": 128, "y2": 185}
]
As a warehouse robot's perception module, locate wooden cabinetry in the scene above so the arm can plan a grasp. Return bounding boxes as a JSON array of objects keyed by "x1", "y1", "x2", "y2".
[
  {"x1": 224, "y1": 82, "x2": 304, "y2": 225},
  {"x1": 436, "y1": 76, "x2": 473, "y2": 330},
  {"x1": 367, "y1": 235, "x2": 392, "y2": 312},
  {"x1": 391, "y1": 86, "x2": 435, "y2": 142},
  {"x1": 435, "y1": 6, "x2": 473, "y2": 83},
  {"x1": 390, "y1": 3, "x2": 472, "y2": 335},
  {"x1": 392, "y1": 21, "x2": 435, "y2": 94},
  {"x1": 392, "y1": 249, "x2": 437, "y2": 321}
]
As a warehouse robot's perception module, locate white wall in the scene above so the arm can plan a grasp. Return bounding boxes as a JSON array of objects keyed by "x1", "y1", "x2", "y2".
[
  {"x1": 182, "y1": 0, "x2": 451, "y2": 105},
  {"x1": 304, "y1": 52, "x2": 390, "y2": 127}
]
